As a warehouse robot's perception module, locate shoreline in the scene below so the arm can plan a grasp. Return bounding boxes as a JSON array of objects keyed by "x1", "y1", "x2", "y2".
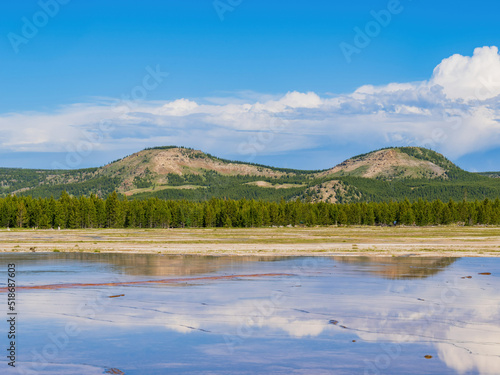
[{"x1": 1, "y1": 226, "x2": 499, "y2": 257}]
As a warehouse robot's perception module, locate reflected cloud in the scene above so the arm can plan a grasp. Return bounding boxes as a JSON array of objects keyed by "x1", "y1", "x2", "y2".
[
  {"x1": 6, "y1": 255, "x2": 500, "y2": 374},
  {"x1": 0, "y1": 362, "x2": 106, "y2": 375}
]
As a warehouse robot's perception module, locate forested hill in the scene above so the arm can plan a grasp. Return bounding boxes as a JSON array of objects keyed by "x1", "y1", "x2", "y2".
[
  {"x1": 1, "y1": 146, "x2": 500, "y2": 203},
  {"x1": 478, "y1": 172, "x2": 500, "y2": 178}
]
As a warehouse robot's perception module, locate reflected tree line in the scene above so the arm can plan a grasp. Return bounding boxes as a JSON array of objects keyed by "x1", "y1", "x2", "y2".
[
  {"x1": 6, "y1": 253, "x2": 456, "y2": 280},
  {"x1": 1, "y1": 191, "x2": 500, "y2": 228}
]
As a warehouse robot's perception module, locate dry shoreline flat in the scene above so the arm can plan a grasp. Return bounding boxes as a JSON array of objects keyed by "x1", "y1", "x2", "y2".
[{"x1": 1, "y1": 226, "x2": 500, "y2": 257}]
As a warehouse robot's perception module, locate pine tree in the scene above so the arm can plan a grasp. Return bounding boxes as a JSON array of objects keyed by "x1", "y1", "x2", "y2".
[
  {"x1": 16, "y1": 202, "x2": 28, "y2": 228},
  {"x1": 105, "y1": 191, "x2": 121, "y2": 228}
]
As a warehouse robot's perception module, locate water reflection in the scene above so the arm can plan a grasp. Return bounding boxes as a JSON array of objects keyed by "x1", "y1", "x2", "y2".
[
  {"x1": 333, "y1": 256, "x2": 458, "y2": 279},
  {"x1": 0, "y1": 253, "x2": 457, "y2": 279},
  {"x1": 0, "y1": 253, "x2": 295, "y2": 277},
  {"x1": 0, "y1": 255, "x2": 498, "y2": 374}
]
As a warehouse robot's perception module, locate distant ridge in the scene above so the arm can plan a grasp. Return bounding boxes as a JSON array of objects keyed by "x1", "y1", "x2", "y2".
[
  {"x1": 1, "y1": 146, "x2": 499, "y2": 203},
  {"x1": 319, "y1": 147, "x2": 467, "y2": 180}
]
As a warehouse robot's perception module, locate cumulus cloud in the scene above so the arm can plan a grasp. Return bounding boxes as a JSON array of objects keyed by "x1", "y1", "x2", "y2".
[
  {"x1": 430, "y1": 46, "x2": 500, "y2": 101},
  {"x1": 1, "y1": 46, "x2": 500, "y2": 167},
  {"x1": 156, "y1": 98, "x2": 199, "y2": 116}
]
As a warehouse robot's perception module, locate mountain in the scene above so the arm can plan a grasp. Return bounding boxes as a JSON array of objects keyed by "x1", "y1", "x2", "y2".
[
  {"x1": 98, "y1": 146, "x2": 293, "y2": 191},
  {"x1": 1, "y1": 146, "x2": 500, "y2": 202},
  {"x1": 319, "y1": 148, "x2": 448, "y2": 179}
]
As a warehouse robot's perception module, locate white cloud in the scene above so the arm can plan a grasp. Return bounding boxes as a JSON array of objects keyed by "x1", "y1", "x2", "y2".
[
  {"x1": 1, "y1": 46, "x2": 500, "y2": 167},
  {"x1": 156, "y1": 98, "x2": 199, "y2": 116},
  {"x1": 260, "y1": 91, "x2": 323, "y2": 112},
  {"x1": 430, "y1": 46, "x2": 500, "y2": 101}
]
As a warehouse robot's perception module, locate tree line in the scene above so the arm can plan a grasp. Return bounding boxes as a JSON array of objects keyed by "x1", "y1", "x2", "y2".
[{"x1": 1, "y1": 192, "x2": 500, "y2": 229}]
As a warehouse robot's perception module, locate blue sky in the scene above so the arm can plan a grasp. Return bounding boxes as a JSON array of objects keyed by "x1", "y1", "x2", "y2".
[{"x1": 1, "y1": 0, "x2": 500, "y2": 171}]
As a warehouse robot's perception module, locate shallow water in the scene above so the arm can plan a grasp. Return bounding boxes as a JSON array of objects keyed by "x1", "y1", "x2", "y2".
[{"x1": 0, "y1": 254, "x2": 499, "y2": 374}]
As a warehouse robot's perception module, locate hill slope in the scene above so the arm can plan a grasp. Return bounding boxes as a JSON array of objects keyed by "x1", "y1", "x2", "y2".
[
  {"x1": 319, "y1": 148, "x2": 445, "y2": 179},
  {"x1": 1, "y1": 146, "x2": 499, "y2": 202},
  {"x1": 98, "y1": 146, "x2": 292, "y2": 192},
  {"x1": 318, "y1": 147, "x2": 468, "y2": 180}
]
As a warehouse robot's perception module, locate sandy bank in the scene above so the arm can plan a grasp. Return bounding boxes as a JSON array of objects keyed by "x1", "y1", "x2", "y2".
[{"x1": 1, "y1": 226, "x2": 499, "y2": 257}]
